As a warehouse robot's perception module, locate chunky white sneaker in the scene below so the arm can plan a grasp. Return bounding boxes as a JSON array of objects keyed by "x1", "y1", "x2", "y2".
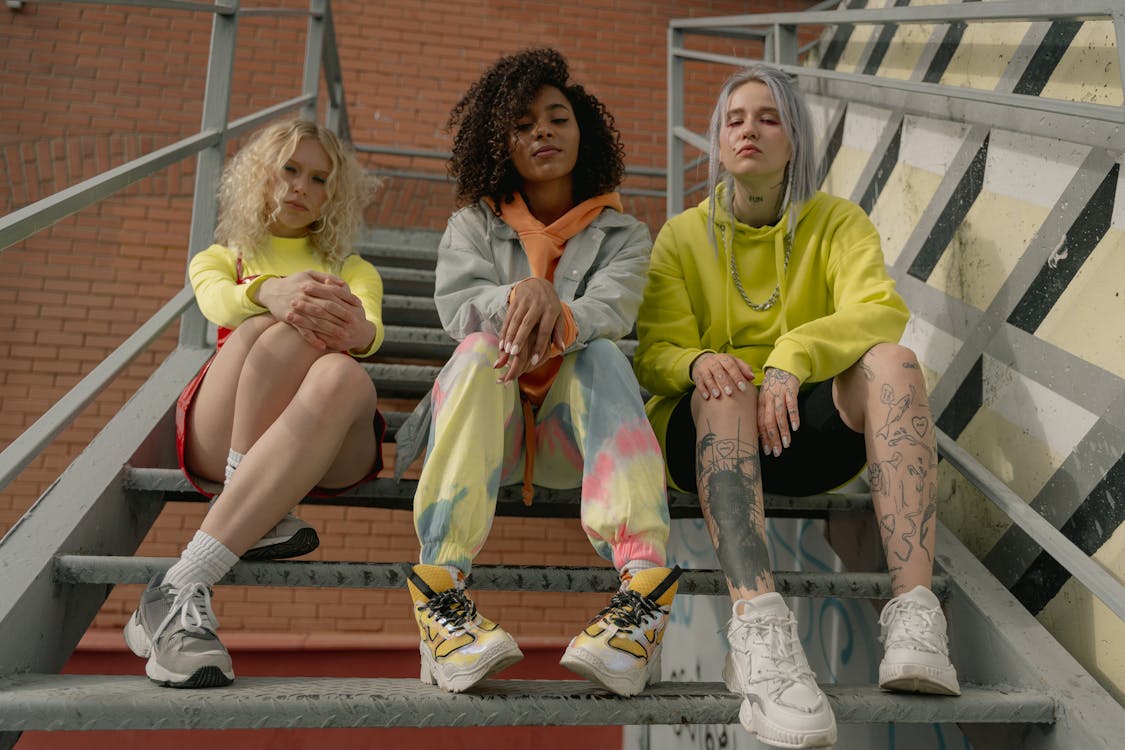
[
  {"x1": 560, "y1": 567, "x2": 681, "y2": 696},
  {"x1": 879, "y1": 585, "x2": 960, "y2": 696},
  {"x1": 723, "y1": 593, "x2": 836, "y2": 749},
  {"x1": 407, "y1": 564, "x2": 523, "y2": 693},
  {"x1": 122, "y1": 574, "x2": 234, "y2": 688},
  {"x1": 242, "y1": 513, "x2": 319, "y2": 560}
]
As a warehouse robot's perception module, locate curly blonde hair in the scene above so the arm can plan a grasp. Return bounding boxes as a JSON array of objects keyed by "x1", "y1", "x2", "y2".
[{"x1": 214, "y1": 119, "x2": 378, "y2": 268}]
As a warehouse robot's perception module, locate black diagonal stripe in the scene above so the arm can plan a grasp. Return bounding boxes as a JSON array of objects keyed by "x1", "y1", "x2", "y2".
[
  {"x1": 857, "y1": 119, "x2": 902, "y2": 214},
  {"x1": 922, "y1": 21, "x2": 967, "y2": 84},
  {"x1": 818, "y1": 106, "x2": 846, "y2": 187},
  {"x1": 819, "y1": 0, "x2": 867, "y2": 71},
  {"x1": 936, "y1": 356, "x2": 983, "y2": 441},
  {"x1": 1013, "y1": 21, "x2": 1084, "y2": 96},
  {"x1": 1009, "y1": 452, "x2": 1125, "y2": 615},
  {"x1": 862, "y1": 0, "x2": 911, "y2": 76},
  {"x1": 1007, "y1": 163, "x2": 1119, "y2": 334},
  {"x1": 907, "y1": 133, "x2": 990, "y2": 281}
]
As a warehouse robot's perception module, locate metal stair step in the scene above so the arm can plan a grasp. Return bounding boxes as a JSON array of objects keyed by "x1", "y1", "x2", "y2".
[
  {"x1": 361, "y1": 362, "x2": 442, "y2": 397},
  {"x1": 122, "y1": 467, "x2": 875, "y2": 519},
  {"x1": 54, "y1": 555, "x2": 944, "y2": 599},
  {"x1": 381, "y1": 294, "x2": 439, "y2": 326},
  {"x1": 356, "y1": 240, "x2": 439, "y2": 269},
  {"x1": 0, "y1": 674, "x2": 1055, "y2": 731},
  {"x1": 376, "y1": 325, "x2": 638, "y2": 361},
  {"x1": 377, "y1": 266, "x2": 435, "y2": 297}
]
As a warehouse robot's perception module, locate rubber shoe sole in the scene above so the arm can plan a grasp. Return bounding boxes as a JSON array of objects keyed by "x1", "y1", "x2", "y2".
[
  {"x1": 241, "y1": 526, "x2": 320, "y2": 560},
  {"x1": 879, "y1": 661, "x2": 960, "y2": 696},
  {"x1": 122, "y1": 611, "x2": 235, "y2": 689},
  {"x1": 737, "y1": 700, "x2": 837, "y2": 749},
  {"x1": 418, "y1": 640, "x2": 523, "y2": 693},
  {"x1": 559, "y1": 644, "x2": 661, "y2": 697}
]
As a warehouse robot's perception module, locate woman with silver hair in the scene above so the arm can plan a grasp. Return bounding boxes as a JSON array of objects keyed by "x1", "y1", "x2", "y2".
[{"x1": 634, "y1": 65, "x2": 958, "y2": 748}]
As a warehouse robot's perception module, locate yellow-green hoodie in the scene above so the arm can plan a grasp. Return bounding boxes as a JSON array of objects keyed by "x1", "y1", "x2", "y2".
[{"x1": 634, "y1": 185, "x2": 909, "y2": 451}]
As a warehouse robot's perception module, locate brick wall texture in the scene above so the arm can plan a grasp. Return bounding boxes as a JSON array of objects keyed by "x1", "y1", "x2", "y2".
[{"x1": 1, "y1": 0, "x2": 821, "y2": 643}]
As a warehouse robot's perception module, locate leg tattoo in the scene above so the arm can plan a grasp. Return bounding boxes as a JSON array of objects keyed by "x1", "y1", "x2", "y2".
[{"x1": 697, "y1": 423, "x2": 771, "y2": 593}]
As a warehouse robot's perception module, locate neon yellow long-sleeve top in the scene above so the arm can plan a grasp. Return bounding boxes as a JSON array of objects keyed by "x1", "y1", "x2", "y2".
[
  {"x1": 188, "y1": 235, "x2": 385, "y2": 358},
  {"x1": 634, "y1": 187, "x2": 908, "y2": 434}
]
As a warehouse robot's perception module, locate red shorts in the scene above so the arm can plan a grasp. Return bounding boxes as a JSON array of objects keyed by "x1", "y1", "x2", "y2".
[{"x1": 175, "y1": 353, "x2": 386, "y2": 498}]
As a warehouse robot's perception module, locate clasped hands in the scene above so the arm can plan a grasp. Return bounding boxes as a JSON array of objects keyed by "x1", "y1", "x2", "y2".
[
  {"x1": 494, "y1": 277, "x2": 567, "y2": 384},
  {"x1": 256, "y1": 270, "x2": 374, "y2": 353},
  {"x1": 691, "y1": 352, "x2": 800, "y2": 457}
]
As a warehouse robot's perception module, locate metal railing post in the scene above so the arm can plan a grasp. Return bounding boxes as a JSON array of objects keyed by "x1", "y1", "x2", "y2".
[
  {"x1": 301, "y1": 0, "x2": 327, "y2": 124},
  {"x1": 180, "y1": 0, "x2": 240, "y2": 349},
  {"x1": 667, "y1": 26, "x2": 685, "y2": 219},
  {"x1": 768, "y1": 23, "x2": 799, "y2": 65},
  {"x1": 321, "y1": 0, "x2": 351, "y2": 142}
]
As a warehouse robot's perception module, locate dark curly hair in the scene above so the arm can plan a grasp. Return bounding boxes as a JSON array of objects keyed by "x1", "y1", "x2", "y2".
[{"x1": 446, "y1": 47, "x2": 626, "y2": 209}]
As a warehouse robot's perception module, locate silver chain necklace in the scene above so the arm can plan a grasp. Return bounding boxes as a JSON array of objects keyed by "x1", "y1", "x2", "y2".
[{"x1": 725, "y1": 225, "x2": 792, "y2": 312}]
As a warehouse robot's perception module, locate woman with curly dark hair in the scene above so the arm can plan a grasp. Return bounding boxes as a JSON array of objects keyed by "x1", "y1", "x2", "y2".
[{"x1": 395, "y1": 47, "x2": 679, "y2": 697}]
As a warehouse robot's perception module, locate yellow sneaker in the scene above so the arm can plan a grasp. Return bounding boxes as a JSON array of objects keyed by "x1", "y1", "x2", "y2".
[
  {"x1": 407, "y1": 564, "x2": 523, "y2": 693},
  {"x1": 560, "y1": 566, "x2": 681, "y2": 696}
]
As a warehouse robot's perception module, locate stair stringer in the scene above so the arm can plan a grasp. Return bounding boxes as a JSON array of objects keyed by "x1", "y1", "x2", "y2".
[{"x1": 936, "y1": 523, "x2": 1125, "y2": 749}]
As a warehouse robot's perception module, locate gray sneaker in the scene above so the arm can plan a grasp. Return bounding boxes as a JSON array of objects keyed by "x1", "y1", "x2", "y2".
[
  {"x1": 123, "y1": 574, "x2": 234, "y2": 688},
  {"x1": 242, "y1": 513, "x2": 319, "y2": 560}
]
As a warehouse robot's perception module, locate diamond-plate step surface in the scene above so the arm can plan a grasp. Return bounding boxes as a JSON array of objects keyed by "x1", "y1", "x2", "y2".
[
  {"x1": 123, "y1": 467, "x2": 874, "y2": 519},
  {"x1": 54, "y1": 555, "x2": 946, "y2": 599},
  {"x1": 0, "y1": 675, "x2": 1055, "y2": 731}
]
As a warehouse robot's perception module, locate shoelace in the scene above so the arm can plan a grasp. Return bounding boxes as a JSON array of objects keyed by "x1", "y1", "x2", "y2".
[
  {"x1": 426, "y1": 588, "x2": 478, "y2": 634},
  {"x1": 154, "y1": 582, "x2": 218, "y2": 641},
  {"x1": 879, "y1": 598, "x2": 946, "y2": 654},
  {"x1": 731, "y1": 612, "x2": 817, "y2": 700},
  {"x1": 591, "y1": 588, "x2": 663, "y2": 633}
]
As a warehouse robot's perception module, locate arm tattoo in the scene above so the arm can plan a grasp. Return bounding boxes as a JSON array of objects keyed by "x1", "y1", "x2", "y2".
[{"x1": 697, "y1": 424, "x2": 771, "y2": 592}]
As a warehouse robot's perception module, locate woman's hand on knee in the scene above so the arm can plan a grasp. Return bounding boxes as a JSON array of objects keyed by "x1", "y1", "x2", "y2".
[
  {"x1": 495, "y1": 278, "x2": 563, "y2": 380},
  {"x1": 691, "y1": 353, "x2": 753, "y2": 400},
  {"x1": 257, "y1": 271, "x2": 362, "y2": 350},
  {"x1": 758, "y1": 367, "x2": 800, "y2": 457}
]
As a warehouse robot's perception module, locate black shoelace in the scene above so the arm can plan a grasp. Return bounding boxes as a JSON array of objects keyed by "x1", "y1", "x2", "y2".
[
  {"x1": 426, "y1": 588, "x2": 478, "y2": 630},
  {"x1": 595, "y1": 588, "x2": 661, "y2": 631}
]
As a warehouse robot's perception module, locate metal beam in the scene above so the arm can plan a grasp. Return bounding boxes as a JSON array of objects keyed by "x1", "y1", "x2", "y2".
[
  {"x1": 937, "y1": 430, "x2": 1125, "y2": 622},
  {"x1": 0, "y1": 675, "x2": 1055, "y2": 731},
  {"x1": 0, "y1": 287, "x2": 196, "y2": 493},
  {"x1": 54, "y1": 556, "x2": 945, "y2": 599},
  {"x1": 671, "y1": 1, "x2": 1120, "y2": 30}
]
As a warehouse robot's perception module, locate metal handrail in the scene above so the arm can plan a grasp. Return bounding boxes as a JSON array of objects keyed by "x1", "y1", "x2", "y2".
[
  {"x1": 0, "y1": 287, "x2": 198, "y2": 493},
  {"x1": 937, "y1": 430, "x2": 1125, "y2": 622},
  {"x1": 2, "y1": 0, "x2": 343, "y2": 491},
  {"x1": 0, "y1": 93, "x2": 315, "y2": 254}
]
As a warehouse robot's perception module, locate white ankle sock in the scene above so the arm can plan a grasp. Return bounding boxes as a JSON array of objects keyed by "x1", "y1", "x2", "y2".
[
  {"x1": 164, "y1": 530, "x2": 239, "y2": 590},
  {"x1": 224, "y1": 449, "x2": 244, "y2": 484},
  {"x1": 620, "y1": 559, "x2": 658, "y2": 587}
]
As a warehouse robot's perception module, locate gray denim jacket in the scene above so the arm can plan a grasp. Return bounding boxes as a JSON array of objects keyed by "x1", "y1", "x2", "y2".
[{"x1": 393, "y1": 199, "x2": 653, "y2": 478}]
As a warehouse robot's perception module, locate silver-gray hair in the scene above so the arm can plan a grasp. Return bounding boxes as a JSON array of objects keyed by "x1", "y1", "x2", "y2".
[{"x1": 706, "y1": 64, "x2": 819, "y2": 250}]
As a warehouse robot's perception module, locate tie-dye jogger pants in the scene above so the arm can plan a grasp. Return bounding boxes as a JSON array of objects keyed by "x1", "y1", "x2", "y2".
[{"x1": 413, "y1": 332, "x2": 670, "y2": 575}]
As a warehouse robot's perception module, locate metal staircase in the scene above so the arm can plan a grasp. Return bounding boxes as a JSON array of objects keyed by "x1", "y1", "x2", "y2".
[{"x1": 2, "y1": 1, "x2": 1124, "y2": 749}]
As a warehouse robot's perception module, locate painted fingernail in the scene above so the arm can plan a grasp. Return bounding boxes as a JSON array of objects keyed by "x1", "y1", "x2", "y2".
[
  {"x1": 737, "y1": 382, "x2": 747, "y2": 391},
  {"x1": 773, "y1": 447, "x2": 781, "y2": 457},
  {"x1": 530, "y1": 353, "x2": 540, "y2": 366},
  {"x1": 724, "y1": 386, "x2": 732, "y2": 395},
  {"x1": 711, "y1": 389, "x2": 720, "y2": 398},
  {"x1": 510, "y1": 343, "x2": 520, "y2": 355},
  {"x1": 782, "y1": 437, "x2": 790, "y2": 449}
]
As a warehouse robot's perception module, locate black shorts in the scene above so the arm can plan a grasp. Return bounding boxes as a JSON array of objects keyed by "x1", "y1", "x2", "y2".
[{"x1": 664, "y1": 379, "x2": 867, "y2": 496}]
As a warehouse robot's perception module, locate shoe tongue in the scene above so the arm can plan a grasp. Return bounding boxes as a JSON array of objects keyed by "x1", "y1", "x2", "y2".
[
  {"x1": 737, "y1": 592, "x2": 788, "y2": 619},
  {"x1": 900, "y1": 585, "x2": 939, "y2": 608},
  {"x1": 625, "y1": 567, "x2": 678, "y2": 605}
]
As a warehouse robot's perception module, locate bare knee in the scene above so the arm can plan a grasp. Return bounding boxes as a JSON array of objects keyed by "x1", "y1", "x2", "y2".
[
  {"x1": 836, "y1": 343, "x2": 926, "y2": 431},
  {"x1": 302, "y1": 354, "x2": 378, "y2": 418},
  {"x1": 690, "y1": 385, "x2": 758, "y2": 425}
]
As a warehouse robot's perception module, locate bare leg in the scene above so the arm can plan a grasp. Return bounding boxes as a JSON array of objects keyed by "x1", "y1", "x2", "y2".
[
  {"x1": 834, "y1": 343, "x2": 937, "y2": 595},
  {"x1": 200, "y1": 351, "x2": 378, "y2": 555},
  {"x1": 691, "y1": 387, "x2": 775, "y2": 601},
  {"x1": 183, "y1": 314, "x2": 278, "y2": 481}
]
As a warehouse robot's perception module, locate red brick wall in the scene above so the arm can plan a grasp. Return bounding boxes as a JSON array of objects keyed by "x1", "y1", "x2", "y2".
[{"x1": 1, "y1": 0, "x2": 820, "y2": 645}]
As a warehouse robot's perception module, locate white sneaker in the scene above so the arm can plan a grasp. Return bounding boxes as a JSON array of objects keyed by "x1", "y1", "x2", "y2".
[
  {"x1": 242, "y1": 513, "x2": 319, "y2": 560},
  {"x1": 723, "y1": 593, "x2": 837, "y2": 749},
  {"x1": 878, "y1": 585, "x2": 960, "y2": 696}
]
